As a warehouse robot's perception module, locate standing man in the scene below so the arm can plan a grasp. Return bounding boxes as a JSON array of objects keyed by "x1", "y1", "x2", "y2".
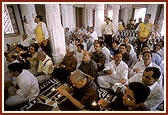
[
  {"x1": 25, "y1": 15, "x2": 50, "y2": 55},
  {"x1": 102, "y1": 17, "x2": 115, "y2": 49},
  {"x1": 136, "y1": 14, "x2": 154, "y2": 56}
]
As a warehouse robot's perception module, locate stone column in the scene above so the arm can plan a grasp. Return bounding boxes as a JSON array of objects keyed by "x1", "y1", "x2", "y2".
[
  {"x1": 67, "y1": 4, "x2": 76, "y2": 31},
  {"x1": 111, "y1": 4, "x2": 120, "y2": 33},
  {"x1": 19, "y1": 4, "x2": 37, "y2": 38},
  {"x1": 146, "y1": 4, "x2": 158, "y2": 24},
  {"x1": 85, "y1": 4, "x2": 93, "y2": 27},
  {"x1": 61, "y1": 4, "x2": 69, "y2": 29},
  {"x1": 45, "y1": 4, "x2": 66, "y2": 63},
  {"x1": 94, "y1": 4, "x2": 104, "y2": 37},
  {"x1": 121, "y1": 4, "x2": 133, "y2": 25}
]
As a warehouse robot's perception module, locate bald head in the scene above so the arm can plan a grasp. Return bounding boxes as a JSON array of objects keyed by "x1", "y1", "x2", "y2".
[{"x1": 37, "y1": 50, "x2": 46, "y2": 61}]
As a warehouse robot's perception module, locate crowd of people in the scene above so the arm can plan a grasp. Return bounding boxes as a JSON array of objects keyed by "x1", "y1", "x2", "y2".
[{"x1": 4, "y1": 14, "x2": 164, "y2": 111}]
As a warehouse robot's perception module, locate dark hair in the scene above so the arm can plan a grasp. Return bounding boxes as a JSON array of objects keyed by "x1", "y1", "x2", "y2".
[
  {"x1": 141, "y1": 45, "x2": 150, "y2": 52},
  {"x1": 144, "y1": 67, "x2": 161, "y2": 79},
  {"x1": 16, "y1": 44, "x2": 23, "y2": 49},
  {"x1": 8, "y1": 62, "x2": 23, "y2": 73},
  {"x1": 112, "y1": 40, "x2": 120, "y2": 45},
  {"x1": 78, "y1": 44, "x2": 84, "y2": 50},
  {"x1": 114, "y1": 50, "x2": 121, "y2": 56},
  {"x1": 89, "y1": 27, "x2": 94, "y2": 30},
  {"x1": 36, "y1": 15, "x2": 43, "y2": 21},
  {"x1": 142, "y1": 51, "x2": 152, "y2": 57},
  {"x1": 65, "y1": 27, "x2": 69, "y2": 30},
  {"x1": 119, "y1": 44, "x2": 127, "y2": 49},
  {"x1": 97, "y1": 41, "x2": 104, "y2": 47},
  {"x1": 129, "y1": 82, "x2": 150, "y2": 104},
  {"x1": 22, "y1": 47, "x2": 28, "y2": 51},
  {"x1": 145, "y1": 14, "x2": 151, "y2": 18},
  {"x1": 30, "y1": 43, "x2": 39, "y2": 52}
]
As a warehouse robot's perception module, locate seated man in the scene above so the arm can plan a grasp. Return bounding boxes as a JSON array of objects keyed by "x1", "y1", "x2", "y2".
[
  {"x1": 97, "y1": 51, "x2": 128, "y2": 92},
  {"x1": 98, "y1": 82, "x2": 150, "y2": 111},
  {"x1": 91, "y1": 41, "x2": 106, "y2": 72},
  {"x1": 5, "y1": 63, "x2": 40, "y2": 107},
  {"x1": 129, "y1": 67, "x2": 164, "y2": 111},
  {"x1": 131, "y1": 51, "x2": 162, "y2": 85},
  {"x1": 78, "y1": 51, "x2": 98, "y2": 79},
  {"x1": 53, "y1": 47, "x2": 77, "y2": 83},
  {"x1": 37, "y1": 50, "x2": 54, "y2": 83},
  {"x1": 57, "y1": 69, "x2": 100, "y2": 111}
]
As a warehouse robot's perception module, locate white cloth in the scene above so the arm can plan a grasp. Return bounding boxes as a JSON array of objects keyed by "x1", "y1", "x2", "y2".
[
  {"x1": 88, "y1": 31, "x2": 98, "y2": 43},
  {"x1": 81, "y1": 42, "x2": 87, "y2": 51},
  {"x1": 144, "y1": 81, "x2": 164, "y2": 110},
  {"x1": 128, "y1": 72, "x2": 164, "y2": 110},
  {"x1": 88, "y1": 45, "x2": 95, "y2": 54},
  {"x1": 102, "y1": 46, "x2": 111, "y2": 64},
  {"x1": 5, "y1": 70, "x2": 40, "y2": 106},
  {"x1": 97, "y1": 60, "x2": 128, "y2": 89},
  {"x1": 76, "y1": 50, "x2": 84, "y2": 69},
  {"x1": 37, "y1": 55, "x2": 54, "y2": 74},
  {"x1": 102, "y1": 22, "x2": 114, "y2": 35},
  {"x1": 20, "y1": 37, "x2": 31, "y2": 47},
  {"x1": 131, "y1": 61, "x2": 162, "y2": 85}
]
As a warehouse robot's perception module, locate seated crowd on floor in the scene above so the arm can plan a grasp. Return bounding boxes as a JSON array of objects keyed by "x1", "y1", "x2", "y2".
[{"x1": 4, "y1": 17, "x2": 164, "y2": 111}]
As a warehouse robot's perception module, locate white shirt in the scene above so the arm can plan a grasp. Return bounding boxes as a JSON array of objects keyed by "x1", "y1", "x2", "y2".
[
  {"x1": 88, "y1": 31, "x2": 98, "y2": 43},
  {"x1": 102, "y1": 22, "x2": 114, "y2": 35},
  {"x1": 145, "y1": 81, "x2": 164, "y2": 110},
  {"x1": 132, "y1": 61, "x2": 162, "y2": 85},
  {"x1": 88, "y1": 45, "x2": 95, "y2": 54},
  {"x1": 81, "y1": 42, "x2": 87, "y2": 51},
  {"x1": 38, "y1": 55, "x2": 54, "y2": 74},
  {"x1": 20, "y1": 37, "x2": 31, "y2": 47},
  {"x1": 102, "y1": 46, "x2": 111, "y2": 64},
  {"x1": 128, "y1": 72, "x2": 164, "y2": 111},
  {"x1": 76, "y1": 50, "x2": 84, "y2": 69},
  {"x1": 104, "y1": 60, "x2": 128, "y2": 83},
  {"x1": 16, "y1": 70, "x2": 40, "y2": 101}
]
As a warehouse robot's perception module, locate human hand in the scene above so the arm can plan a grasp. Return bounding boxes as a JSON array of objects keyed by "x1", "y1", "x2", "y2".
[{"x1": 98, "y1": 98, "x2": 110, "y2": 107}]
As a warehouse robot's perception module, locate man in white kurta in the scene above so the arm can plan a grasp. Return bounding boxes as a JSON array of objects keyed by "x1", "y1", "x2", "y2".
[
  {"x1": 129, "y1": 67, "x2": 164, "y2": 111},
  {"x1": 5, "y1": 63, "x2": 39, "y2": 107},
  {"x1": 97, "y1": 51, "x2": 128, "y2": 89}
]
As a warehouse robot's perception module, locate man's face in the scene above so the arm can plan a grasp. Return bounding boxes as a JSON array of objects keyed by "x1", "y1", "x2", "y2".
[
  {"x1": 34, "y1": 17, "x2": 39, "y2": 23},
  {"x1": 122, "y1": 88, "x2": 136, "y2": 107},
  {"x1": 144, "y1": 15, "x2": 150, "y2": 23},
  {"x1": 114, "y1": 53, "x2": 122, "y2": 63},
  {"x1": 142, "y1": 47, "x2": 150, "y2": 53},
  {"x1": 82, "y1": 52, "x2": 90, "y2": 63},
  {"x1": 119, "y1": 46, "x2": 127, "y2": 54},
  {"x1": 70, "y1": 76, "x2": 83, "y2": 89},
  {"x1": 142, "y1": 70, "x2": 156, "y2": 86},
  {"x1": 112, "y1": 42, "x2": 118, "y2": 49},
  {"x1": 94, "y1": 43, "x2": 101, "y2": 52},
  {"x1": 143, "y1": 53, "x2": 152, "y2": 64}
]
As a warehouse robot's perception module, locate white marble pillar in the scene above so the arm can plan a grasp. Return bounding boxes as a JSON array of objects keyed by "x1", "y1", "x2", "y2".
[
  {"x1": 94, "y1": 4, "x2": 104, "y2": 37},
  {"x1": 19, "y1": 4, "x2": 37, "y2": 38},
  {"x1": 45, "y1": 4, "x2": 66, "y2": 64},
  {"x1": 85, "y1": 4, "x2": 93, "y2": 27},
  {"x1": 61, "y1": 4, "x2": 69, "y2": 29},
  {"x1": 111, "y1": 4, "x2": 120, "y2": 33},
  {"x1": 67, "y1": 4, "x2": 76, "y2": 31},
  {"x1": 146, "y1": 4, "x2": 158, "y2": 24},
  {"x1": 121, "y1": 4, "x2": 133, "y2": 25}
]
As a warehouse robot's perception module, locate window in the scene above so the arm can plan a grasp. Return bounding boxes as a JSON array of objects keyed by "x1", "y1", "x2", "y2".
[
  {"x1": 4, "y1": 4, "x2": 19, "y2": 34},
  {"x1": 134, "y1": 8, "x2": 147, "y2": 23}
]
